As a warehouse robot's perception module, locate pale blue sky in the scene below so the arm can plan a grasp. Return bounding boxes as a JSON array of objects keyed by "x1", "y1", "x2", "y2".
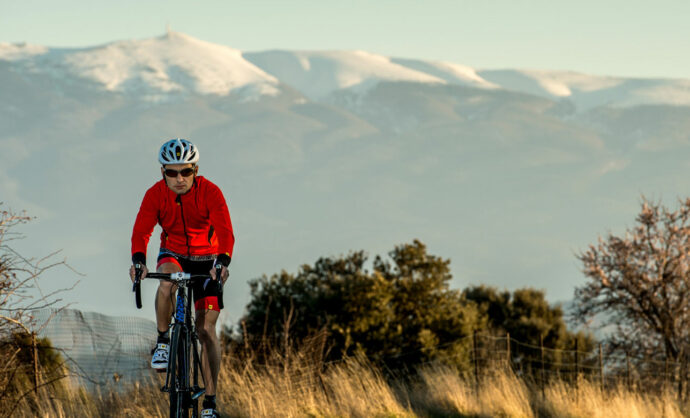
[{"x1": 2, "y1": 0, "x2": 688, "y2": 79}]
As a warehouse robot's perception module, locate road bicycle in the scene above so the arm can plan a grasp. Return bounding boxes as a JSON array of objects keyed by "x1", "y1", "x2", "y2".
[{"x1": 133, "y1": 265, "x2": 224, "y2": 418}]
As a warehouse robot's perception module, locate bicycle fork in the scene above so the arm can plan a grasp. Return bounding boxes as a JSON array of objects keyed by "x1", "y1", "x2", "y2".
[
  {"x1": 163, "y1": 290, "x2": 187, "y2": 393},
  {"x1": 162, "y1": 288, "x2": 205, "y2": 404}
]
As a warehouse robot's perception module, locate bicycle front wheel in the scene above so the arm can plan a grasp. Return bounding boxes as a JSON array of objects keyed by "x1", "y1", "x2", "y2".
[{"x1": 168, "y1": 323, "x2": 188, "y2": 418}]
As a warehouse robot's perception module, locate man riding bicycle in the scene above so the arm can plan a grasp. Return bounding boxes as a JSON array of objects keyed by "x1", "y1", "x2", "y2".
[{"x1": 129, "y1": 138, "x2": 235, "y2": 418}]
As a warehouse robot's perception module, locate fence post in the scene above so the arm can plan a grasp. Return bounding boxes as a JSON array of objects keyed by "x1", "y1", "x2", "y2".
[
  {"x1": 678, "y1": 353, "x2": 683, "y2": 401},
  {"x1": 665, "y1": 356, "x2": 669, "y2": 393},
  {"x1": 506, "y1": 332, "x2": 511, "y2": 371},
  {"x1": 540, "y1": 334, "x2": 545, "y2": 399},
  {"x1": 575, "y1": 338, "x2": 580, "y2": 384},
  {"x1": 32, "y1": 331, "x2": 39, "y2": 394},
  {"x1": 680, "y1": 353, "x2": 688, "y2": 402},
  {"x1": 626, "y1": 352, "x2": 631, "y2": 391},
  {"x1": 473, "y1": 329, "x2": 479, "y2": 393},
  {"x1": 679, "y1": 353, "x2": 684, "y2": 401},
  {"x1": 599, "y1": 343, "x2": 604, "y2": 391}
]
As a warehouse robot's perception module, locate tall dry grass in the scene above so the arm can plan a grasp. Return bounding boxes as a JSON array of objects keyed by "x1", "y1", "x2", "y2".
[
  {"x1": 5, "y1": 354, "x2": 689, "y2": 417},
  {"x1": 222, "y1": 357, "x2": 411, "y2": 417},
  {"x1": 539, "y1": 378, "x2": 685, "y2": 418},
  {"x1": 410, "y1": 364, "x2": 533, "y2": 417}
]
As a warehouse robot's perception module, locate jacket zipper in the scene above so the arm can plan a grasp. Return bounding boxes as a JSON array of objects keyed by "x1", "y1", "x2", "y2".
[{"x1": 176, "y1": 194, "x2": 191, "y2": 257}]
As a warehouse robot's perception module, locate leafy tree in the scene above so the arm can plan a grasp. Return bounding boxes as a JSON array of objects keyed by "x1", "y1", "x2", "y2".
[
  {"x1": 241, "y1": 240, "x2": 480, "y2": 369},
  {"x1": 243, "y1": 251, "x2": 395, "y2": 359},
  {"x1": 574, "y1": 197, "x2": 690, "y2": 361},
  {"x1": 240, "y1": 239, "x2": 592, "y2": 374},
  {"x1": 372, "y1": 240, "x2": 481, "y2": 368}
]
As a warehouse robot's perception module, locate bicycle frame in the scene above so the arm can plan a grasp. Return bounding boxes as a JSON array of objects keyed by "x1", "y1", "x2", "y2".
[
  {"x1": 164, "y1": 275, "x2": 204, "y2": 417},
  {"x1": 133, "y1": 269, "x2": 222, "y2": 418}
]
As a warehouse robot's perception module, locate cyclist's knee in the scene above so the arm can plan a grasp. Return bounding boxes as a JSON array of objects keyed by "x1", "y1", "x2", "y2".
[
  {"x1": 156, "y1": 262, "x2": 181, "y2": 295},
  {"x1": 157, "y1": 280, "x2": 175, "y2": 296},
  {"x1": 158, "y1": 262, "x2": 181, "y2": 274}
]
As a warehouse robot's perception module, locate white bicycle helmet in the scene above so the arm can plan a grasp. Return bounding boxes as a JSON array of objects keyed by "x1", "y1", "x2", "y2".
[{"x1": 158, "y1": 138, "x2": 199, "y2": 165}]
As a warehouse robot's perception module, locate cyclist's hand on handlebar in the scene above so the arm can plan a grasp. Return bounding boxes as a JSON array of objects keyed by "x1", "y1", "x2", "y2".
[
  {"x1": 129, "y1": 264, "x2": 149, "y2": 283},
  {"x1": 209, "y1": 265, "x2": 229, "y2": 284}
]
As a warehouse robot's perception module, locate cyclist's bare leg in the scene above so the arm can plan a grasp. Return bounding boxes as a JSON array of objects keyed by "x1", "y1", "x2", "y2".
[
  {"x1": 155, "y1": 262, "x2": 180, "y2": 333},
  {"x1": 195, "y1": 309, "x2": 220, "y2": 396}
]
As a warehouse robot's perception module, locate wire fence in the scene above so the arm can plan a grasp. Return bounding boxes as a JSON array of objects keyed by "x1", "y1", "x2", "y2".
[
  {"x1": 6, "y1": 309, "x2": 690, "y2": 400},
  {"x1": 27, "y1": 308, "x2": 157, "y2": 389},
  {"x1": 465, "y1": 331, "x2": 690, "y2": 400}
]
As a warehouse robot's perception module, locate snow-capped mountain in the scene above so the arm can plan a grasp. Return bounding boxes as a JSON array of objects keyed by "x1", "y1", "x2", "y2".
[
  {"x1": 3, "y1": 31, "x2": 690, "y2": 110},
  {"x1": 242, "y1": 49, "x2": 445, "y2": 100},
  {"x1": 1, "y1": 31, "x2": 281, "y2": 100},
  {"x1": 2, "y1": 32, "x2": 690, "y2": 324},
  {"x1": 478, "y1": 69, "x2": 690, "y2": 110}
]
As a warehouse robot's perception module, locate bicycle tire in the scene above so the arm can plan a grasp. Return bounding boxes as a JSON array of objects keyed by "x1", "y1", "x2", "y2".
[
  {"x1": 168, "y1": 324, "x2": 186, "y2": 418},
  {"x1": 178, "y1": 328, "x2": 191, "y2": 418},
  {"x1": 190, "y1": 336, "x2": 202, "y2": 417}
]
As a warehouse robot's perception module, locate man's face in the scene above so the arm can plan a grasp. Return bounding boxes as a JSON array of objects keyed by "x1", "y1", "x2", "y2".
[{"x1": 162, "y1": 163, "x2": 197, "y2": 195}]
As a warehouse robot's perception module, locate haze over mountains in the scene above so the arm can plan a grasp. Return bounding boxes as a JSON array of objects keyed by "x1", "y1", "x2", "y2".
[{"x1": 2, "y1": 31, "x2": 689, "y2": 322}]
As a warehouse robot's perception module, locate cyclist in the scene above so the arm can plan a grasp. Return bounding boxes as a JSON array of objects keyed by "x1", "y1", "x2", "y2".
[{"x1": 129, "y1": 138, "x2": 234, "y2": 418}]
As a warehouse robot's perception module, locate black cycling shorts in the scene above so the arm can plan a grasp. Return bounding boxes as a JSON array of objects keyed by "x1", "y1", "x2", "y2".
[{"x1": 156, "y1": 249, "x2": 222, "y2": 312}]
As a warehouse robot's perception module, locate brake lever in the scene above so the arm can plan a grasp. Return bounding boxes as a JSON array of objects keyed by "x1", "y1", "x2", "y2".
[{"x1": 133, "y1": 264, "x2": 142, "y2": 291}]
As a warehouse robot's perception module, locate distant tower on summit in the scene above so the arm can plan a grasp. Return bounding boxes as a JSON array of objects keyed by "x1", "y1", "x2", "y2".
[{"x1": 166, "y1": 23, "x2": 172, "y2": 37}]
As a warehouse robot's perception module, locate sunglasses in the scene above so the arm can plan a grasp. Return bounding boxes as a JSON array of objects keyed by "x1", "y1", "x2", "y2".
[{"x1": 164, "y1": 167, "x2": 196, "y2": 177}]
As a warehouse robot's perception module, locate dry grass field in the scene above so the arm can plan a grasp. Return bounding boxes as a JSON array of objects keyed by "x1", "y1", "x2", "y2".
[{"x1": 5, "y1": 352, "x2": 688, "y2": 418}]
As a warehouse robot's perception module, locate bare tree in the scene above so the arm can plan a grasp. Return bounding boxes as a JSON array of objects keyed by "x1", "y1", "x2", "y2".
[
  {"x1": 574, "y1": 197, "x2": 690, "y2": 361},
  {"x1": 0, "y1": 203, "x2": 78, "y2": 410},
  {"x1": 0, "y1": 205, "x2": 75, "y2": 334},
  {"x1": 0, "y1": 206, "x2": 35, "y2": 335}
]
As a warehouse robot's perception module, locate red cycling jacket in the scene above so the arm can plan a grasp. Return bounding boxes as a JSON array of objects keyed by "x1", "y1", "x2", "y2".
[{"x1": 131, "y1": 176, "x2": 235, "y2": 266}]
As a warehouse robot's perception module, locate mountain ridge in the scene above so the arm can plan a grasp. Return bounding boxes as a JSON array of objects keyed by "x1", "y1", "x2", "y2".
[{"x1": 3, "y1": 31, "x2": 690, "y2": 110}]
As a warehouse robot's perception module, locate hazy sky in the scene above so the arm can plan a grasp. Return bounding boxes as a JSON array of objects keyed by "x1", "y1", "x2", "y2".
[{"x1": 3, "y1": 0, "x2": 689, "y2": 79}]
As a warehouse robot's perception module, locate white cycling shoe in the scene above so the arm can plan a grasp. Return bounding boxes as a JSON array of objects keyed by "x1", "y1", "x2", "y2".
[{"x1": 151, "y1": 343, "x2": 169, "y2": 370}]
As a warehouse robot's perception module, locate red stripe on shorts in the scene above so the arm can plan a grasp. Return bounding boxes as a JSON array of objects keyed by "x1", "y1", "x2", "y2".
[
  {"x1": 195, "y1": 296, "x2": 220, "y2": 312},
  {"x1": 157, "y1": 256, "x2": 182, "y2": 270}
]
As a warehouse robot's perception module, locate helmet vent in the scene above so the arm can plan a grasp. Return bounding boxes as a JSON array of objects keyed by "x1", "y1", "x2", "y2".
[{"x1": 158, "y1": 138, "x2": 200, "y2": 165}]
